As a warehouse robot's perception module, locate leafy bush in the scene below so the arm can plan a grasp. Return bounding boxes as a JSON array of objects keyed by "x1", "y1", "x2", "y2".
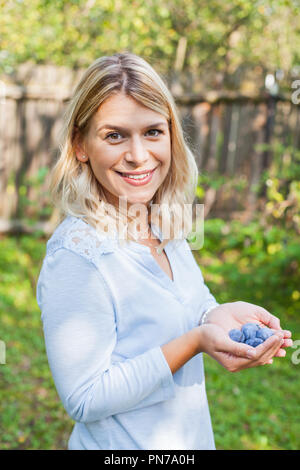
[{"x1": 195, "y1": 142, "x2": 300, "y2": 319}]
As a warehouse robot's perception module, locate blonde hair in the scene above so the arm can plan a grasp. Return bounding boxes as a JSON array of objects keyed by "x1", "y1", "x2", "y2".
[{"x1": 49, "y1": 52, "x2": 198, "y2": 251}]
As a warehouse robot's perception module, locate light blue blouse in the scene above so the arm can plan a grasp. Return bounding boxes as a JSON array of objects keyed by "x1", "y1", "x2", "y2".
[{"x1": 36, "y1": 215, "x2": 219, "y2": 450}]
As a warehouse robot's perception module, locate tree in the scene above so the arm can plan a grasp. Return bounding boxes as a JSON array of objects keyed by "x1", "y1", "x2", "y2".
[{"x1": 0, "y1": 0, "x2": 299, "y2": 92}]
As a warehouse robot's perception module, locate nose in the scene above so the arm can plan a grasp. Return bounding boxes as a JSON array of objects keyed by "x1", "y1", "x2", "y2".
[{"x1": 124, "y1": 135, "x2": 149, "y2": 166}]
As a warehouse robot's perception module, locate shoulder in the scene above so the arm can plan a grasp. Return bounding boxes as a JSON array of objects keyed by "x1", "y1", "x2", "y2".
[
  {"x1": 45, "y1": 215, "x2": 117, "y2": 266},
  {"x1": 36, "y1": 216, "x2": 117, "y2": 310}
]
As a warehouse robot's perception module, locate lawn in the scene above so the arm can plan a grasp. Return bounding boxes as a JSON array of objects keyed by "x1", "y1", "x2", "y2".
[{"x1": 0, "y1": 229, "x2": 299, "y2": 450}]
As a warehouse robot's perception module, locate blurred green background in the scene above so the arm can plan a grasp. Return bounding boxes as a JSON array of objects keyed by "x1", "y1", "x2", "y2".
[{"x1": 0, "y1": 0, "x2": 299, "y2": 450}]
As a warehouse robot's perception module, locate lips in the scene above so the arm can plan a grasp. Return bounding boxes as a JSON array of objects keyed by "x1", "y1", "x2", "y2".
[
  {"x1": 115, "y1": 168, "x2": 156, "y2": 177},
  {"x1": 115, "y1": 167, "x2": 157, "y2": 186}
]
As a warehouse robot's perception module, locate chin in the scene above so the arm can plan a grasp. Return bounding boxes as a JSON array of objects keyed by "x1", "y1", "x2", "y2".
[
  {"x1": 121, "y1": 190, "x2": 155, "y2": 203},
  {"x1": 126, "y1": 197, "x2": 153, "y2": 207}
]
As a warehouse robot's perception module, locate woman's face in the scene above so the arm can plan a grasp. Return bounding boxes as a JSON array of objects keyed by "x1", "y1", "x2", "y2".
[{"x1": 75, "y1": 92, "x2": 171, "y2": 210}]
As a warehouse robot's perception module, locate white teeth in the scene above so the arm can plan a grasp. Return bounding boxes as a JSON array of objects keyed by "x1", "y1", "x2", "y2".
[{"x1": 123, "y1": 172, "x2": 150, "y2": 180}]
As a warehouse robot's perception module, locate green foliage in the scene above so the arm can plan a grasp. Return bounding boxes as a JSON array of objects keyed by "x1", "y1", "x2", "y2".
[
  {"x1": 16, "y1": 166, "x2": 52, "y2": 239},
  {"x1": 195, "y1": 143, "x2": 300, "y2": 317},
  {"x1": 204, "y1": 340, "x2": 300, "y2": 450},
  {"x1": 256, "y1": 142, "x2": 300, "y2": 233},
  {"x1": 196, "y1": 218, "x2": 300, "y2": 316},
  {"x1": 1, "y1": 0, "x2": 299, "y2": 89},
  {"x1": 193, "y1": 142, "x2": 300, "y2": 450},
  {"x1": 0, "y1": 234, "x2": 73, "y2": 449}
]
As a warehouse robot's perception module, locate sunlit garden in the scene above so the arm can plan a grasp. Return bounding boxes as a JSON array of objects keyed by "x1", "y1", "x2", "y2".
[{"x1": 0, "y1": 0, "x2": 299, "y2": 450}]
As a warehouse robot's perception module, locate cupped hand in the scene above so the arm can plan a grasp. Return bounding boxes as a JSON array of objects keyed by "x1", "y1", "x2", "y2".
[
  {"x1": 197, "y1": 322, "x2": 285, "y2": 372},
  {"x1": 203, "y1": 301, "x2": 293, "y2": 358}
]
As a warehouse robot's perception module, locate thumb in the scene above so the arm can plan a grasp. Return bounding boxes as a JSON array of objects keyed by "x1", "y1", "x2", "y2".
[{"x1": 221, "y1": 337, "x2": 257, "y2": 360}]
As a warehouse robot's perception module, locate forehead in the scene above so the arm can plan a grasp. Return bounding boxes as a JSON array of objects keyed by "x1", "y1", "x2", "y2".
[{"x1": 92, "y1": 93, "x2": 168, "y2": 128}]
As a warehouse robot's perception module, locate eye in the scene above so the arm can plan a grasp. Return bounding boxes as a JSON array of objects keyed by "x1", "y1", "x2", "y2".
[
  {"x1": 146, "y1": 129, "x2": 163, "y2": 137},
  {"x1": 105, "y1": 132, "x2": 123, "y2": 141}
]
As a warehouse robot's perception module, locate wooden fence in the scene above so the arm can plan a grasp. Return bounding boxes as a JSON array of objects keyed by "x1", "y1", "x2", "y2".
[{"x1": 0, "y1": 64, "x2": 299, "y2": 234}]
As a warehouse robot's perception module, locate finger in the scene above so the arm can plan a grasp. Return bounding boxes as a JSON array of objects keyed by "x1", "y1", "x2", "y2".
[
  {"x1": 214, "y1": 351, "x2": 253, "y2": 372},
  {"x1": 223, "y1": 337, "x2": 258, "y2": 360},
  {"x1": 271, "y1": 334, "x2": 292, "y2": 356},
  {"x1": 271, "y1": 331, "x2": 286, "y2": 355},
  {"x1": 282, "y1": 330, "x2": 292, "y2": 339},
  {"x1": 254, "y1": 334, "x2": 283, "y2": 363},
  {"x1": 256, "y1": 306, "x2": 281, "y2": 330},
  {"x1": 274, "y1": 349, "x2": 286, "y2": 357},
  {"x1": 247, "y1": 333, "x2": 281, "y2": 363},
  {"x1": 248, "y1": 331, "x2": 283, "y2": 361},
  {"x1": 273, "y1": 330, "x2": 284, "y2": 340}
]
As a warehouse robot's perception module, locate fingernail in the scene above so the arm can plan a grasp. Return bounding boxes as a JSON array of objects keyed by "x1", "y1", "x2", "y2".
[{"x1": 247, "y1": 349, "x2": 256, "y2": 359}]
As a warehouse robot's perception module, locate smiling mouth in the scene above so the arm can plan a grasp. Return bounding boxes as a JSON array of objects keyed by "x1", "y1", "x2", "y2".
[
  {"x1": 114, "y1": 167, "x2": 157, "y2": 178},
  {"x1": 114, "y1": 167, "x2": 157, "y2": 185}
]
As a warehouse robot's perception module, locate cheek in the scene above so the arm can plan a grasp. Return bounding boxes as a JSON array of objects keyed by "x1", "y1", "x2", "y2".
[
  {"x1": 155, "y1": 138, "x2": 171, "y2": 162},
  {"x1": 90, "y1": 143, "x2": 119, "y2": 170},
  {"x1": 162, "y1": 141, "x2": 171, "y2": 167},
  {"x1": 163, "y1": 136, "x2": 172, "y2": 159},
  {"x1": 88, "y1": 159, "x2": 111, "y2": 188}
]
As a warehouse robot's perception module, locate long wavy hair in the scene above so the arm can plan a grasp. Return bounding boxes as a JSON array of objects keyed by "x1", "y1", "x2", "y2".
[{"x1": 49, "y1": 52, "x2": 198, "y2": 251}]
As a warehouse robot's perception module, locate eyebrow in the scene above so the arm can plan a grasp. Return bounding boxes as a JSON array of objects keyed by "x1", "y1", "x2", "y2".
[{"x1": 97, "y1": 122, "x2": 168, "y2": 132}]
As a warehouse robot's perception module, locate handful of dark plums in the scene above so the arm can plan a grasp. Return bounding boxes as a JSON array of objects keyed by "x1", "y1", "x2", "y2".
[{"x1": 229, "y1": 323, "x2": 274, "y2": 347}]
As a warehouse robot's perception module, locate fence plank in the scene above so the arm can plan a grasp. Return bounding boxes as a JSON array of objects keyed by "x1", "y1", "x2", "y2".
[{"x1": 0, "y1": 64, "x2": 299, "y2": 231}]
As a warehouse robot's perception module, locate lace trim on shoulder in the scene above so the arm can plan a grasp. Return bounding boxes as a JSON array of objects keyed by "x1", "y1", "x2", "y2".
[{"x1": 46, "y1": 215, "x2": 117, "y2": 261}]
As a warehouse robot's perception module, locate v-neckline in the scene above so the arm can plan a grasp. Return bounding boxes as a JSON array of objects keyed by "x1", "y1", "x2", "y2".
[
  {"x1": 145, "y1": 241, "x2": 175, "y2": 284},
  {"x1": 120, "y1": 224, "x2": 177, "y2": 288}
]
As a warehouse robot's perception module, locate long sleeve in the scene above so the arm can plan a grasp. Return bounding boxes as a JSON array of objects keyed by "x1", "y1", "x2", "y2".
[{"x1": 36, "y1": 248, "x2": 175, "y2": 424}]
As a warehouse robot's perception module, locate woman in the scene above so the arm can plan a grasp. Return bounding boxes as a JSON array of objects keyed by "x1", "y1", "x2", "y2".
[{"x1": 36, "y1": 52, "x2": 292, "y2": 450}]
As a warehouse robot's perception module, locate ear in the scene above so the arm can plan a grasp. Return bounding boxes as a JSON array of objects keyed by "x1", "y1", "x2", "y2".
[{"x1": 73, "y1": 128, "x2": 88, "y2": 162}]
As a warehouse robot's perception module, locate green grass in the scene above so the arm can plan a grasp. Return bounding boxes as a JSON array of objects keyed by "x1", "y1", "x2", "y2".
[
  {"x1": 0, "y1": 231, "x2": 299, "y2": 450},
  {"x1": 204, "y1": 325, "x2": 299, "y2": 450},
  {"x1": 0, "y1": 233, "x2": 73, "y2": 449}
]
